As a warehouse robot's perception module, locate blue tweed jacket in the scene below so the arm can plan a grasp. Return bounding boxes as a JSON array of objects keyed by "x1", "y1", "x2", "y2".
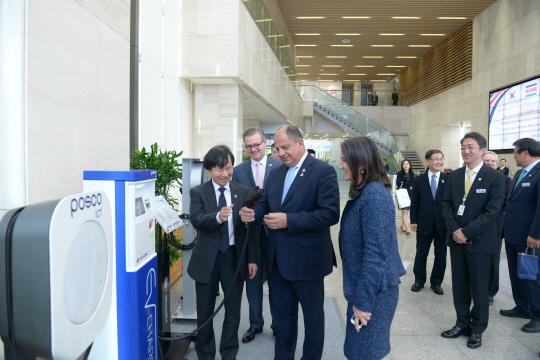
[{"x1": 340, "y1": 181, "x2": 406, "y2": 313}]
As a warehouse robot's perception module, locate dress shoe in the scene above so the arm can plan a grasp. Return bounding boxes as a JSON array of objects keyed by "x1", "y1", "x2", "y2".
[
  {"x1": 488, "y1": 296, "x2": 494, "y2": 305},
  {"x1": 242, "y1": 327, "x2": 263, "y2": 343},
  {"x1": 467, "y1": 331, "x2": 482, "y2": 349},
  {"x1": 522, "y1": 320, "x2": 540, "y2": 333},
  {"x1": 500, "y1": 308, "x2": 531, "y2": 319},
  {"x1": 441, "y1": 326, "x2": 470, "y2": 338},
  {"x1": 411, "y1": 283, "x2": 424, "y2": 292},
  {"x1": 431, "y1": 285, "x2": 443, "y2": 295}
]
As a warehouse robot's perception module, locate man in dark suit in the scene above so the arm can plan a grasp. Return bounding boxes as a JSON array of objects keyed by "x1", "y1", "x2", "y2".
[
  {"x1": 371, "y1": 91, "x2": 378, "y2": 106},
  {"x1": 441, "y1": 132, "x2": 505, "y2": 349},
  {"x1": 410, "y1": 149, "x2": 448, "y2": 295},
  {"x1": 232, "y1": 128, "x2": 283, "y2": 342},
  {"x1": 483, "y1": 151, "x2": 511, "y2": 305},
  {"x1": 187, "y1": 145, "x2": 259, "y2": 360},
  {"x1": 392, "y1": 90, "x2": 399, "y2": 106},
  {"x1": 241, "y1": 125, "x2": 340, "y2": 360},
  {"x1": 383, "y1": 158, "x2": 390, "y2": 173},
  {"x1": 497, "y1": 158, "x2": 510, "y2": 176},
  {"x1": 500, "y1": 138, "x2": 540, "y2": 333}
]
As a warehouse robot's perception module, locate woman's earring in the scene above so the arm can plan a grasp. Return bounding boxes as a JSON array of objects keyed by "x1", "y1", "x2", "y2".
[{"x1": 361, "y1": 169, "x2": 365, "y2": 174}]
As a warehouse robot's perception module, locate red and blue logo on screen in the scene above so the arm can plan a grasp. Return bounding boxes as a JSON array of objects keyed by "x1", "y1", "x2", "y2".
[{"x1": 509, "y1": 91, "x2": 516, "y2": 99}]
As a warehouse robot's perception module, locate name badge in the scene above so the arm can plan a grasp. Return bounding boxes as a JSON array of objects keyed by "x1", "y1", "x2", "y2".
[
  {"x1": 476, "y1": 189, "x2": 486, "y2": 193},
  {"x1": 457, "y1": 204, "x2": 465, "y2": 216},
  {"x1": 522, "y1": 183, "x2": 530, "y2": 187}
]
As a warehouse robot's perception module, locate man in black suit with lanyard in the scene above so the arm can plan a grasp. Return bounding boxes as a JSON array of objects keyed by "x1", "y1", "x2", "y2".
[
  {"x1": 410, "y1": 149, "x2": 448, "y2": 295},
  {"x1": 441, "y1": 132, "x2": 505, "y2": 349},
  {"x1": 241, "y1": 125, "x2": 340, "y2": 360}
]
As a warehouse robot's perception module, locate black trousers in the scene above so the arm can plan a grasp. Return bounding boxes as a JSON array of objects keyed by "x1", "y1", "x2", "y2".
[
  {"x1": 413, "y1": 225, "x2": 447, "y2": 286},
  {"x1": 269, "y1": 259, "x2": 325, "y2": 360},
  {"x1": 488, "y1": 216, "x2": 504, "y2": 297},
  {"x1": 195, "y1": 246, "x2": 243, "y2": 360},
  {"x1": 506, "y1": 242, "x2": 540, "y2": 321},
  {"x1": 449, "y1": 246, "x2": 493, "y2": 333}
]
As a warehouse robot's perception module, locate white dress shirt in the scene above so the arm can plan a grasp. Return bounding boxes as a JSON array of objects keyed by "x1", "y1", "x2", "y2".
[
  {"x1": 251, "y1": 154, "x2": 267, "y2": 185},
  {"x1": 284, "y1": 150, "x2": 309, "y2": 186},
  {"x1": 428, "y1": 170, "x2": 441, "y2": 191},
  {"x1": 523, "y1": 159, "x2": 540, "y2": 173},
  {"x1": 464, "y1": 162, "x2": 484, "y2": 190},
  {"x1": 212, "y1": 180, "x2": 235, "y2": 246}
]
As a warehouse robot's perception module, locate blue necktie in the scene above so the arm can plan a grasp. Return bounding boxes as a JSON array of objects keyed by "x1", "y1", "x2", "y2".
[
  {"x1": 513, "y1": 169, "x2": 528, "y2": 191},
  {"x1": 431, "y1": 174, "x2": 437, "y2": 200},
  {"x1": 281, "y1": 166, "x2": 298, "y2": 204},
  {"x1": 218, "y1": 187, "x2": 230, "y2": 253}
]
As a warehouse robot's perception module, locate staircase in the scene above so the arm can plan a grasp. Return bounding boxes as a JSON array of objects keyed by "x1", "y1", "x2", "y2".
[{"x1": 402, "y1": 150, "x2": 425, "y2": 173}]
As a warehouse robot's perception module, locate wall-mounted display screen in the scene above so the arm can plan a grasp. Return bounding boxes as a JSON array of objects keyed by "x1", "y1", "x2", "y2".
[
  {"x1": 489, "y1": 77, "x2": 540, "y2": 150},
  {"x1": 135, "y1": 197, "x2": 146, "y2": 217}
]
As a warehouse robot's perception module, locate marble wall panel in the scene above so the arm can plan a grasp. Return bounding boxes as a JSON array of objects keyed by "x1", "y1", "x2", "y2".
[{"x1": 80, "y1": 0, "x2": 130, "y2": 41}]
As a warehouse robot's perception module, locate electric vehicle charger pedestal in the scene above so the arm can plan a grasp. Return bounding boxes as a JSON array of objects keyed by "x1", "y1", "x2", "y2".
[{"x1": 83, "y1": 170, "x2": 159, "y2": 360}]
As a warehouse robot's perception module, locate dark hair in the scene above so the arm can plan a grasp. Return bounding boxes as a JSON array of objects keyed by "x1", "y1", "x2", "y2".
[
  {"x1": 307, "y1": 149, "x2": 316, "y2": 155},
  {"x1": 513, "y1": 138, "x2": 540, "y2": 157},
  {"x1": 271, "y1": 143, "x2": 275, "y2": 151},
  {"x1": 400, "y1": 159, "x2": 414, "y2": 176},
  {"x1": 341, "y1": 136, "x2": 392, "y2": 197},
  {"x1": 461, "y1": 132, "x2": 487, "y2": 149},
  {"x1": 383, "y1": 158, "x2": 387, "y2": 161},
  {"x1": 501, "y1": 158, "x2": 506, "y2": 162},
  {"x1": 425, "y1": 149, "x2": 444, "y2": 160},
  {"x1": 243, "y1": 128, "x2": 265, "y2": 143},
  {"x1": 203, "y1": 145, "x2": 235, "y2": 170},
  {"x1": 278, "y1": 125, "x2": 303, "y2": 142}
]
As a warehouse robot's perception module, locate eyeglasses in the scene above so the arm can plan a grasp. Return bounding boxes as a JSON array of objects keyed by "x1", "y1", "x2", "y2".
[
  {"x1": 460, "y1": 146, "x2": 477, "y2": 151},
  {"x1": 245, "y1": 141, "x2": 264, "y2": 151}
]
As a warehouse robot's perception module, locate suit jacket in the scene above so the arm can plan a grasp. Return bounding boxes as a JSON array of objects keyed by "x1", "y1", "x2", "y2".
[
  {"x1": 252, "y1": 154, "x2": 340, "y2": 281},
  {"x1": 392, "y1": 92, "x2": 398, "y2": 101},
  {"x1": 504, "y1": 162, "x2": 540, "y2": 245},
  {"x1": 410, "y1": 172, "x2": 448, "y2": 237},
  {"x1": 371, "y1": 95, "x2": 378, "y2": 104},
  {"x1": 442, "y1": 164, "x2": 505, "y2": 254},
  {"x1": 384, "y1": 163, "x2": 390, "y2": 173},
  {"x1": 396, "y1": 171, "x2": 414, "y2": 198},
  {"x1": 497, "y1": 166, "x2": 509, "y2": 176},
  {"x1": 496, "y1": 176, "x2": 511, "y2": 238},
  {"x1": 187, "y1": 180, "x2": 258, "y2": 284}
]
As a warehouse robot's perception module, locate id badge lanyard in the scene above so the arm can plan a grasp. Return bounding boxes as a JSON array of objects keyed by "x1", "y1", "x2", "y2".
[{"x1": 457, "y1": 195, "x2": 466, "y2": 216}]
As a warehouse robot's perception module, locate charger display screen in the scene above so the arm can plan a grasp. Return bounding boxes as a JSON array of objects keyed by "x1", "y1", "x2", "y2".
[{"x1": 135, "y1": 197, "x2": 146, "y2": 217}]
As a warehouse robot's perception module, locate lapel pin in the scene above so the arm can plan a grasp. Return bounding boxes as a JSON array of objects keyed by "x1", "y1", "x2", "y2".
[
  {"x1": 302, "y1": 168, "x2": 306, "y2": 172},
  {"x1": 442, "y1": 180, "x2": 444, "y2": 183},
  {"x1": 478, "y1": 178, "x2": 481, "y2": 181},
  {"x1": 269, "y1": 163, "x2": 272, "y2": 167},
  {"x1": 234, "y1": 194, "x2": 237, "y2": 198},
  {"x1": 300, "y1": 173, "x2": 304, "y2": 177}
]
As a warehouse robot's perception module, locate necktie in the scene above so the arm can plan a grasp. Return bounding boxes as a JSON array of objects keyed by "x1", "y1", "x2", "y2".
[
  {"x1": 514, "y1": 169, "x2": 528, "y2": 190},
  {"x1": 218, "y1": 187, "x2": 230, "y2": 253},
  {"x1": 255, "y1": 162, "x2": 264, "y2": 189},
  {"x1": 281, "y1": 166, "x2": 298, "y2": 204},
  {"x1": 431, "y1": 174, "x2": 437, "y2": 200},
  {"x1": 465, "y1": 170, "x2": 474, "y2": 196}
]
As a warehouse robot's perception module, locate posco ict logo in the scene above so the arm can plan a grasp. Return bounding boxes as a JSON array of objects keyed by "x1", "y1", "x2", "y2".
[{"x1": 71, "y1": 193, "x2": 103, "y2": 218}]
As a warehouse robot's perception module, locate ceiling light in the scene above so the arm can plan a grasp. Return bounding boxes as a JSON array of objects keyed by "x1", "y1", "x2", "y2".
[
  {"x1": 348, "y1": 73, "x2": 367, "y2": 75},
  {"x1": 408, "y1": 45, "x2": 431, "y2": 47},
  {"x1": 336, "y1": 33, "x2": 361, "y2": 36},
  {"x1": 344, "y1": 80, "x2": 361, "y2": 82},
  {"x1": 297, "y1": 73, "x2": 310, "y2": 75},
  {"x1": 342, "y1": 39, "x2": 351, "y2": 43},
  {"x1": 420, "y1": 33, "x2": 445, "y2": 36},
  {"x1": 296, "y1": 56, "x2": 314, "y2": 58},
  {"x1": 256, "y1": 19, "x2": 273, "y2": 22},
  {"x1": 438, "y1": 17, "x2": 466, "y2": 19},
  {"x1": 322, "y1": 65, "x2": 342, "y2": 67},
  {"x1": 295, "y1": 44, "x2": 317, "y2": 47},
  {"x1": 386, "y1": 65, "x2": 406, "y2": 67},
  {"x1": 370, "y1": 80, "x2": 387, "y2": 82},
  {"x1": 379, "y1": 34, "x2": 404, "y2": 36},
  {"x1": 296, "y1": 33, "x2": 320, "y2": 35},
  {"x1": 377, "y1": 73, "x2": 396, "y2": 75},
  {"x1": 355, "y1": 65, "x2": 375, "y2": 67},
  {"x1": 363, "y1": 56, "x2": 383, "y2": 58},
  {"x1": 341, "y1": 69, "x2": 345, "y2": 71},
  {"x1": 331, "y1": 45, "x2": 354, "y2": 47},
  {"x1": 267, "y1": 35, "x2": 284, "y2": 37},
  {"x1": 297, "y1": 16, "x2": 325, "y2": 19},
  {"x1": 279, "y1": 45, "x2": 290, "y2": 48},
  {"x1": 342, "y1": 16, "x2": 371, "y2": 19},
  {"x1": 371, "y1": 45, "x2": 394, "y2": 47},
  {"x1": 318, "y1": 80, "x2": 335, "y2": 81},
  {"x1": 396, "y1": 56, "x2": 417, "y2": 58},
  {"x1": 320, "y1": 73, "x2": 338, "y2": 75},
  {"x1": 296, "y1": 65, "x2": 311, "y2": 67},
  {"x1": 327, "y1": 56, "x2": 347, "y2": 58},
  {"x1": 392, "y1": 16, "x2": 420, "y2": 19}
]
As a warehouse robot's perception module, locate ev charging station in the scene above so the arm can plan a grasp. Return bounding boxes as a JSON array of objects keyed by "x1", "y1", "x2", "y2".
[
  {"x1": 0, "y1": 191, "x2": 113, "y2": 360},
  {"x1": 83, "y1": 170, "x2": 158, "y2": 360}
]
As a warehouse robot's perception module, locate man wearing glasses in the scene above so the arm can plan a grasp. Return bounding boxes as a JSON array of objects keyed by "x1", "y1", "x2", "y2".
[
  {"x1": 232, "y1": 128, "x2": 282, "y2": 342},
  {"x1": 441, "y1": 132, "x2": 505, "y2": 349}
]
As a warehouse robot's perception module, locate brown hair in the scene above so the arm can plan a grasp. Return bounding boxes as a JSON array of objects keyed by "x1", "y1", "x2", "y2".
[{"x1": 341, "y1": 136, "x2": 392, "y2": 198}]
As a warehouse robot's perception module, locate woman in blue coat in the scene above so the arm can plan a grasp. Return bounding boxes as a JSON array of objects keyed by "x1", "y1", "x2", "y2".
[{"x1": 339, "y1": 136, "x2": 406, "y2": 360}]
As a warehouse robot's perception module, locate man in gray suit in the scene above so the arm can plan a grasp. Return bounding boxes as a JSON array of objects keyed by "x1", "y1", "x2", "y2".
[
  {"x1": 187, "y1": 145, "x2": 259, "y2": 360},
  {"x1": 232, "y1": 128, "x2": 283, "y2": 342}
]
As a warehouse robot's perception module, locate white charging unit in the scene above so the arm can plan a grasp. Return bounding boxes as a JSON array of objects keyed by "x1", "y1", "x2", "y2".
[{"x1": 83, "y1": 170, "x2": 158, "y2": 360}]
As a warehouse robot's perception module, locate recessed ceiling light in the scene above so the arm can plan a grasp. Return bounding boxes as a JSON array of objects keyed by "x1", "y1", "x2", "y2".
[
  {"x1": 295, "y1": 44, "x2": 317, "y2": 47},
  {"x1": 379, "y1": 34, "x2": 404, "y2": 36},
  {"x1": 408, "y1": 45, "x2": 431, "y2": 47},
  {"x1": 296, "y1": 56, "x2": 314, "y2": 58},
  {"x1": 267, "y1": 34, "x2": 284, "y2": 38},
  {"x1": 420, "y1": 33, "x2": 445, "y2": 36},
  {"x1": 392, "y1": 16, "x2": 420, "y2": 19},
  {"x1": 348, "y1": 73, "x2": 367, "y2": 75},
  {"x1": 296, "y1": 65, "x2": 311, "y2": 67},
  {"x1": 322, "y1": 65, "x2": 342, "y2": 67},
  {"x1": 355, "y1": 65, "x2": 375, "y2": 67},
  {"x1": 370, "y1": 80, "x2": 387, "y2": 82},
  {"x1": 318, "y1": 80, "x2": 335, "y2": 81},
  {"x1": 386, "y1": 65, "x2": 406, "y2": 67},
  {"x1": 336, "y1": 33, "x2": 361, "y2": 36},
  {"x1": 396, "y1": 56, "x2": 417, "y2": 58},
  {"x1": 377, "y1": 73, "x2": 396, "y2": 75},
  {"x1": 341, "y1": 69, "x2": 346, "y2": 72},
  {"x1": 438, "y1": 17, "x2": 466, "y2": 20},
  {"x1": 363, "y1": 56, "x2": 383, "y2": 58},
  {"x1": 255, "y1": 19, "x2": 273, "y2": 22},
  {"x1": 344, "y1": 80, "x2": 361, "y2": 82},
  {"x1": 279, "y1": 45, "x2": 290, "y2": 48},
  {"x1": 296, "y1": 33, "x2": 320, "y2": 35},
  {"x1": 297, "y1": 73, "x2": 310, "y2": 75},
  {"x1": 320, "y1": 73, "x2": 338, "y2": 75},
  {"x1": 342, "y1": 39, "x2": 351, "y2": 43},
  {"x1": 342, "y1": 16, "x2": 371, "y2": 19},
  {"x1": 331, "y1": 45, "x2": 354, "y2": 47},
  {"x1": 327, "y1": 56, "x2": 347, "y2": 58},
  {"x1": 297, "y1": 16, "x2": 325, "y2": 19},
  {"x1": 371, "y1": 45, "x2": 394, "y2": 47}
]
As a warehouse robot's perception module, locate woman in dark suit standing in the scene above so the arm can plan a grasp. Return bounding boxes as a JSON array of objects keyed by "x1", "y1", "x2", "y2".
[
  {"x1": 396, "y1": 159, "x2": 414, "y2": 234},
  {"x1": 339, "y1": 136, "x2": 406, "y2": 360}
]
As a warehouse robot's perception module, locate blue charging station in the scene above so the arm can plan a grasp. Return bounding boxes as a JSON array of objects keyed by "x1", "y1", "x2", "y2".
[{"x1": 83, "y1": 170, "x2": 158, "y2": 360}]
